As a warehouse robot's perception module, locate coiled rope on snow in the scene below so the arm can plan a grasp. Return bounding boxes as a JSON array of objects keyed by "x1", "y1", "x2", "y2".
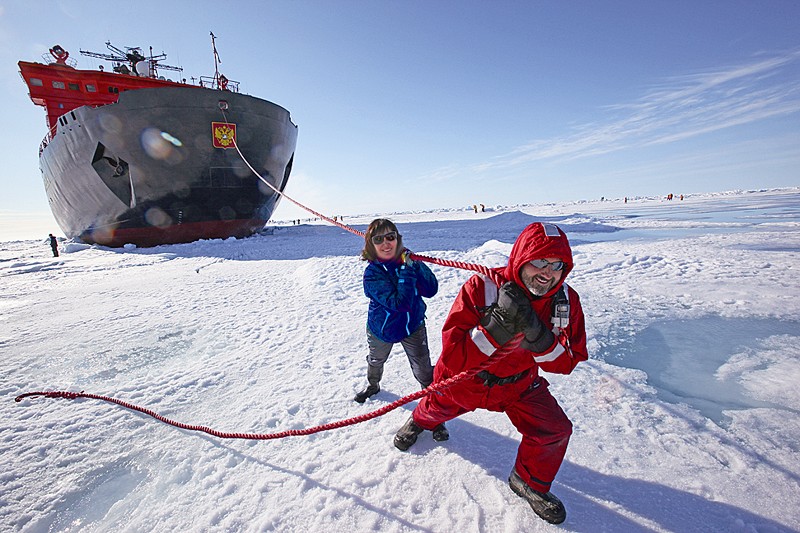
[{"x1": 14, "y1": 111, "x2": 521, "y2": 439}]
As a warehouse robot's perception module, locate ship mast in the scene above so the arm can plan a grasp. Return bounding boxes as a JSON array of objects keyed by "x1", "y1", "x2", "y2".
[{"x1": 210, "y1": 32, "x2": 226, "y2": 90}]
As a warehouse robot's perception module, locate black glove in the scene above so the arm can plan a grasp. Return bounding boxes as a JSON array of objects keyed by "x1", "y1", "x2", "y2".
[
  {"x1": 520, "y1": 312, "x2": 556, "y2": 354},
  {"x1": 481, "y1": 282, "x2": 531, "y2": 346}
]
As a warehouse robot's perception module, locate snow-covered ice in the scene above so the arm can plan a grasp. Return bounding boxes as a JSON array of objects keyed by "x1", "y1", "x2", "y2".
[{"x1": 1, "y1": 188, "x2": 799, "y2": 532}]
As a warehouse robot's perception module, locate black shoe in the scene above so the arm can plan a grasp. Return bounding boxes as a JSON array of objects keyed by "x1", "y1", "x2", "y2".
[
  {"x1": 508, "y1": 468, "x2": 566, "y2": 525},
  {"x1": 353, "y1": 384, "x2": 380, "y2": 403},
  {"x1": 432, "y1": 422, "x2": 449, "y2": 442},
  {"x1": 394, "y1": 416, "x2": 424, "y2": 451}
]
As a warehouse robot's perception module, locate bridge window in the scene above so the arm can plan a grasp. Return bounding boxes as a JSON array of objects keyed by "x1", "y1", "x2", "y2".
[
  {"x1": 107, "y1": 86, "x2": 119, "y2": 94},
  {"x1": 52, "y1": 81, "x2": 65, "y2": 89},
  {"x1": 30, "y1": 78, "x2": 43, "y2": 86},
  {"x1": 68, "y1": 82, "x2": 80, "y2": 91},
  {"x1": 86, "y1": 84, "x2": 97, "y2": 92}
]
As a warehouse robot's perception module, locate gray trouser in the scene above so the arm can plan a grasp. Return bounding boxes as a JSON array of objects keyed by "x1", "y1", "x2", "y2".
[{"x1": 366, "y1": 322, "x2": 434, "y2": 388}]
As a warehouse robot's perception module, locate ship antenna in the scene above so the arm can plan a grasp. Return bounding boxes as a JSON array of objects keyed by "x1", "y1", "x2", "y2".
[
  {"x1": 149, "y1": 46, "x2": 155, "y2": 77},
  {"x1": 210, "y1": 31, "x2": 222, "y2": 90}
]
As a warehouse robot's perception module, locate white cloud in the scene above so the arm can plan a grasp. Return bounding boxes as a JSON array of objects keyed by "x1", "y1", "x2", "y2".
[{"x1": 428, "y1": 49, "x2": 800, "y2": 179}]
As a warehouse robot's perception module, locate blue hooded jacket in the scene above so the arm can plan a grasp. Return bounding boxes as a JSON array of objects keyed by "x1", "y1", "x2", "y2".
[{"x1": 364, "y1": 258, "x2": 438, "y2": 343}]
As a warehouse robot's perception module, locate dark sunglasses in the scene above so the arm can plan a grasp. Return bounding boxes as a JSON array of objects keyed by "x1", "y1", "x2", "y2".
[
  {"x1": 530, "y1": 259, "x2": 565, "y2": 271},
  {"x1": 371, "y1": 231, "x2": 397, "y2": 245}
]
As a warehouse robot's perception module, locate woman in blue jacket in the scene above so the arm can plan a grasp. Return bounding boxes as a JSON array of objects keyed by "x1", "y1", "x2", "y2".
[{"x1": 355, "y1": 220, "x2": 442, "y2": 430}]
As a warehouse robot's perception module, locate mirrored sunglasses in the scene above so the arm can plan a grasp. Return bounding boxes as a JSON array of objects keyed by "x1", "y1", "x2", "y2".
[
  {"x1": 530, "y1": 259, "x2": 565, "y2": 271},
  {"x1": 371, "y1": 231, "x2": 397, "y2": 245}
]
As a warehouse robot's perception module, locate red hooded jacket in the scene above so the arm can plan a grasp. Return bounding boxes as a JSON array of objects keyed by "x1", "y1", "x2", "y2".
[{"x1": 433, "y1": 222, "x2": 588, "y2": 411}]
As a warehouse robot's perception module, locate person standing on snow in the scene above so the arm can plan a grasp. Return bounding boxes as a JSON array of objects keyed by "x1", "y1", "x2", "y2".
[
  {"x1": 393, "y1": 222, "x2": 588, "y2": 525},
  {"x1": 354, "y1": 219, "x2": 447, "y2": 438},
  {"x1": 48, "y1": 233, "x2": 59, "y2": 257}
]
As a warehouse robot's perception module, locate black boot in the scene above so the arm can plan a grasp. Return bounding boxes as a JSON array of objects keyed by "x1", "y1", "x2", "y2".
[
  {"x1": 393, "y1": 416, "x2": 424, "y2": 451},
  {"x1": 508, "y1": 468, "x2": 566, "y2": 524},
  {"x1": 354, "y1": 384, "x2": 380, "y2": 403},
  {"x1": 432, "y1": 422, "x2": 449, "y2": 442},
  {"x1": 419, "y1": 382, "x2": 449, "y2": 442},
  {"x1": 354, "y1": 365, "x2": 382, "y2": 403}
]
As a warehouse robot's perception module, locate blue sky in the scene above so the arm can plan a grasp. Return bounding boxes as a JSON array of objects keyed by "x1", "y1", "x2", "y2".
[{"x1": 1, "y1": 1, "x2": 798, "y2": 235}]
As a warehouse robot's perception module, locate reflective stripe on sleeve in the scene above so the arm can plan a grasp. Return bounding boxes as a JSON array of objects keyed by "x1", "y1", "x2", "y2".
[
  {"x1": 470, "y1": 326, "x2": 496, "y2": 356},
  {"x1": 533, "y1": 343, "x2": 565, "y2": 363}
]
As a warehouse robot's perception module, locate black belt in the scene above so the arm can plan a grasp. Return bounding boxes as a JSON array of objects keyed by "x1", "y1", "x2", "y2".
[{"x1": 477, "y1": 369, "x2": 529, "y2": 388}]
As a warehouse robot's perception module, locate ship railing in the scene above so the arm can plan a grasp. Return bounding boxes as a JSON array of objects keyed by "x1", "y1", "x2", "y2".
[
  {"x1": 39, "y1": 126, "x2": 56, "y2": 155},
  {"x1": 198, "y1": 75, "x2": 240, "y2": 93},
  {"x1": 41, "y1": 53, "x2": 78, "y2": 68}
]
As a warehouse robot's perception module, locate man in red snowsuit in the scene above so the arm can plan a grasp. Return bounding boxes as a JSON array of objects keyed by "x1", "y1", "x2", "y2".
[{"x1": 393, "y1": 222, "x2": 588, "y2": 524}]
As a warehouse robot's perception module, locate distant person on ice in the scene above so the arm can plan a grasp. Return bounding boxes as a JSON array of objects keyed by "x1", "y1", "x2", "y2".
[
  {"x1": 354, "y1": 219, "x2": 446, "y2": 434},
  {"x1": 393, "y1": 222, "x2": 588, "y2": 525},
  {"x1": 48, "y1": 233, "x2": 59, "y2": 257}
]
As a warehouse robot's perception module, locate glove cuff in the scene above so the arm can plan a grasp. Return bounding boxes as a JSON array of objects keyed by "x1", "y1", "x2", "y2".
[{"x1": 520, "y1": 328, "x2": 556, "y2": 354}]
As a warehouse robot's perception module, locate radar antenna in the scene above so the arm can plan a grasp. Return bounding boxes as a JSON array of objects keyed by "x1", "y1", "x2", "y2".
[{"x1": 80, "y1": 41, "x2": 183, "y2": 77}]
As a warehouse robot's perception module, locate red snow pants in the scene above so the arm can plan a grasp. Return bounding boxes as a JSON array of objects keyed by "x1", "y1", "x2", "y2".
[{"x1": 412, "y1": 376, "x2": 572, "y2": 493}]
